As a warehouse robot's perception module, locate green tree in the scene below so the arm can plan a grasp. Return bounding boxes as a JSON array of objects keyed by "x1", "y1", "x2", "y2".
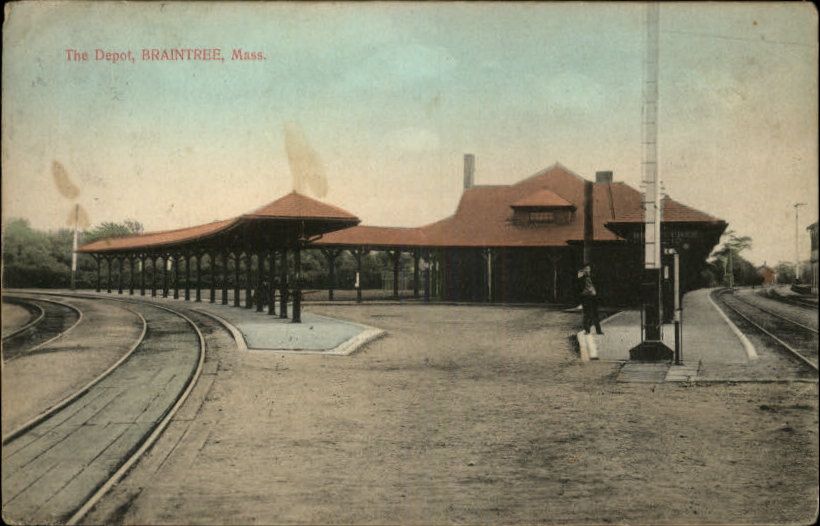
[
  {"x1": 710, "y1": 230, "x2": 755, "y2": 288},
  {"x1": 82, "y1": 220, "x2": 143, "y2": 244},
  {"x1": 774, "y1": 262, "x2": 796, "y2": 284},
  {"x1": 2, "y1": 218, "x2": 146, "y2": 288},
  {"x1": 2, "y1": 219, "x2": 70, "y2": 287}
]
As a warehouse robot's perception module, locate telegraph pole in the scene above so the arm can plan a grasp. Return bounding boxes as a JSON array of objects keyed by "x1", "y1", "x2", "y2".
[
  {"x1": 630, "y1": 2, "x2": 673, "y2": 362},
  {"x1": 794, "y1": 202, "x2": 806, "y2": 281},
  {"x1": 71, "y1": 204, "x2": 79, "y2": 290}
]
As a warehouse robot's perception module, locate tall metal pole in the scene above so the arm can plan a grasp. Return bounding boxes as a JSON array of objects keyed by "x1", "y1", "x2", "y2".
[
  {"x1": 630, "y1": 2, "x2": 672, "y2": 362},
  {"x1": 794, "y1": 202, "x2": 806, "y2": 281}
]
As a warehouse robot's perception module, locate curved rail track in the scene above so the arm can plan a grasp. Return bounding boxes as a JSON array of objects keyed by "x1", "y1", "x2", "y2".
[
  {"x1": 0, "y1": 293, "x2": 229, "y2": 525},
  {"x1": 760, "y1": 287, "x2": 819, "y2": 310},
  {"x1": 716, "y1": 289, "x2": 818, "y2": 372},
  {"x1": 1, "y1": 296, "x2": 82, "y2": 361},
  {"x1": 2, "y1": 296, "x2": 45, "y2": 339}
]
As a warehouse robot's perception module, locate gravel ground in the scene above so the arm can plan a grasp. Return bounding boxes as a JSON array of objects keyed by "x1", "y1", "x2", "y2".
[
  {"x1": 1, "y1": 296, "x2": 144, "y2": 432},
  {"x1": 1, "y1": 301, "x2": 33, "y2": 333},
  {"x1": 87, "y1": 304, "x2": 817, "y2": 524}
]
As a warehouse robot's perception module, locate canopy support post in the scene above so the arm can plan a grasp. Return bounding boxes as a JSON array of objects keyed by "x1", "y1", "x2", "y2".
[
  {"x1": 233, "y1": 253, "x2": 241, "y2": 307},
  {"x1": 195, "y1": 253, "x2": 201, "y2": 302},
  {"x1": 279, "y1": 248, "x2": 289, "y2": 319},
  {"x1": 268, "y1": 250, "x2": 277, "y2": 316},
  {"x1": 128, "y1": 256, "x2": 135, "y2": 295}
]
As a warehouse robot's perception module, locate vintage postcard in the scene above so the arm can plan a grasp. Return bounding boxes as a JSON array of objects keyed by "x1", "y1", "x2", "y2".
[{"x1": 2, "y1": 2, "x2": 818, "y2": 525}]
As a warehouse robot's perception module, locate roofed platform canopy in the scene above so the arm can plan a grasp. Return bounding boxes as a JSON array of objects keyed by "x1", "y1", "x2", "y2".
[
  {"x1": 78, "y1": 192, "x2": 359, "y2": 256},
  {"x1": 77, "y1": 192, "x2": 360, "y2": 323}
]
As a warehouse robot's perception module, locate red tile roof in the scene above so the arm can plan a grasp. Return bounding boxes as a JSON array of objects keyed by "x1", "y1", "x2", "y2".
[
  {"x1": 510, "y1": 189, "x2": 574, "y2": 208},
  {"x1": 78, "y1": 167, "x2": 725, "y2": 253},
  {"x1": 243, "y1": 192, "x2": 359, "y2": 221},
  {"x1": 78, "y1": 192, "x2": 359, "y2": 253},
  {"x1": 607, "y1": 188, "x2": 723, "y2": 223},
  {"x1": 77, "y1": 218, "x2": 240, "y2": 253},
  {"x1": 315, "y1": 163, "x2": 725, "y2": 249},
  {"x1": 317, "y1": 226, "x2": 428, "y2": 247}
]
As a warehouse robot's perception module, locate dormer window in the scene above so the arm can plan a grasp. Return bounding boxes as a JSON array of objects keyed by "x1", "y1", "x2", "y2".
[
  {"x1": 510, "y1": 189, "x2": 575, "y2": 226},
  {"x1": 529, "y1": 211, "x2": 555, "y2": 223}
]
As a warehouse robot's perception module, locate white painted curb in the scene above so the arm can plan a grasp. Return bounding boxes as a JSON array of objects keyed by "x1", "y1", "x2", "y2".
[
  {"x1": 708, "y1": 290, "x2": 758, "y2": 361},
  {"x1": 575, "y1": 311, "x2": 623, "y2": 362}
]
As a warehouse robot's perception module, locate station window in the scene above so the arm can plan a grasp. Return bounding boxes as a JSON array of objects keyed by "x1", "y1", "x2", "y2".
[{"x1": 529, "y1": 211, "x2": 555, "y2": 223}]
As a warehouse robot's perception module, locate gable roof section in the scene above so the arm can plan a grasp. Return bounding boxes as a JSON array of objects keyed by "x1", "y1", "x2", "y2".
[
  {"x1": 243, "y1": 192, "x2": 359, "y2": 221},
  {"x1": 606, "y1": 183, "x2": 723, "y2": 223},
  {"x1": 418, "y1": 165, "x2": 595, "y2": 247}
]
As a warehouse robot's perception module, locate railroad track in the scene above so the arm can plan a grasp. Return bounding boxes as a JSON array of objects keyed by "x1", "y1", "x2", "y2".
[
  {"x1": 716, "y1": 289, "x2": 818, "y2": 372},
  {"x1": 0, "y1": 293, "x2": 224, "y2": 525},
  {"x1": 761, "y1": 287, "x2": 819, "y2": 310},
  {"x1": 2, "y1": 295, "x2": 82, "y2": 361}
]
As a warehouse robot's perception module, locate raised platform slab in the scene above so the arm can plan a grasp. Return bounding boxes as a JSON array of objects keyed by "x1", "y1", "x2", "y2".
[
  {"x1": 187, "y1": 302, "x2": 384, "y2": 355},
  {"x1": 589, "y1": 288, "x2": 750, "y2": 364}
]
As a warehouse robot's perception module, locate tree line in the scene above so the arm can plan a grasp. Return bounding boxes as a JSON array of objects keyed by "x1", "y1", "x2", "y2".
[{"x1": 699, "y1": 230, "x2": 810, "y2": 287}]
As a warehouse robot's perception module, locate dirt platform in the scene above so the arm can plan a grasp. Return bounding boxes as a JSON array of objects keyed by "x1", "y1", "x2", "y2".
[{"x1": 88, "y1": 304, "x2": 818, "y2": 525}]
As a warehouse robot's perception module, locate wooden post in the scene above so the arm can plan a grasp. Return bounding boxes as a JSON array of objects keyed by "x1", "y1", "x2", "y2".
[
  {"x1": 128, "y1": 256, "x2": 135, "y2": 295},
  {"x1": 245, "y1": 253, "x2": 254, "y2": 309},
  {"x1": 140, "y1": 255, "x2": 146, "y2": 296},
  {"x1": 195, "y1": 253, "x2": 202, "y2": 302},
  {"x1": 95, "y1": 255, "x2": 101, "y2": 292},
  {"x1": 549, "y1": 252, "x2": 562, "y2": 303},
  {"x1": 413, "y1": 249, "x2": 420, "y2": 299},
  {"x1": 293, "y1": 243, "x2": 302, "y2": 323},
  {"x1": 268, "y1": 250, "x2": 276, "y2": 315},
  {"x1": 256, "y1": 252, "x2": 265, "y2": 312},
  {"x1": 209, "y1": 252, "x2": 216, "y2": 303},
  {"x1": 279, "y1": 248, "x2": 288, "y2": 318},
  {"x1": 151, "y1": 256, "x2": 157, "y2": 297},
  {"x1": 391, "y1": 250, "x2": 400, "y2": 300},
  {"x1": 184, "y1": 253, "x2": 191, "y2": 301},
  {"x1": 354, "y1": 248, "x2": 364, "y2": 303},
  {"x1": 106, "y1": 257, "x2": 112, "y2": 293},
  {"x1": 116, "y1": 257, "x2": 123, "y2": 294},
  {"x1": 484, "y1": 248, "x2": 493, "y2": 303},
  {"x1": 423, "y1": 249, "x2": 431, "y2": 303},
  {"x1": 162, "y1": 256, "x2": 169, "y2": 298},
  {"x1": 321, "y1": 248, "x2": 340, "y2": 301},
  {"x1": 221, "y1": 251, "x2": 229, "y2": 305},
  {"x1": 172, "y1": 254, "x2": 180, "y2": 299},
  {"x1": 234, "y1": 253, "x2": 241, "y2": 307}
]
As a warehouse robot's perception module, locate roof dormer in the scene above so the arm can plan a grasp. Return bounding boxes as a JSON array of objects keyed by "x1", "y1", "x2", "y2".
[{"x1": 510, "y1": 189, "x2": 576, "y2": 226}]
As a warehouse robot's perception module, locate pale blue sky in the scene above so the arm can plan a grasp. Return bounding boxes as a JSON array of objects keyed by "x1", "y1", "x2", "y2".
[{"x1": 2, "y1": 2, "x2": 817, "y2": 265}]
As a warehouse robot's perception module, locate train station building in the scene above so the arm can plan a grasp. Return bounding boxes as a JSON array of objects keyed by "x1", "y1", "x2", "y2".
[{"x1": 78, "y1": 157, "x2": 727, "y2": 319}]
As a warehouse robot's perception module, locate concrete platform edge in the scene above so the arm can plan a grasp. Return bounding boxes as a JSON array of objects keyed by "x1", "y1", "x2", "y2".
[
  {"x1": 707, "y1": 289, "x2": 758, "y2": 360},
  {"x1": 193, "y1": 306, "x2": 385, "y2": 356}
]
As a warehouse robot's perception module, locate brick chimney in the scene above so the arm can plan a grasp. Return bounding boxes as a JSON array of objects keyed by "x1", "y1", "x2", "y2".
[
  {"x1": 464, "y1": 154, "x2": 475, "y2": 190},
  {"x1": 595, "y1": 171, "x2": 613, "y2": 184}
]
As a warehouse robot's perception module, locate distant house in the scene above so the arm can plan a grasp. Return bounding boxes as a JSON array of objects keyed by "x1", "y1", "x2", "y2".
[{"x1": 757, "y1": 264, "x2": 775, "y2": 286}]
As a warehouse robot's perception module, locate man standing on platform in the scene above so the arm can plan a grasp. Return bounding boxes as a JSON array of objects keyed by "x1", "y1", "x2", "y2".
[{"x1": 578, "y1": 265, "x2": 603, "y2": 335}]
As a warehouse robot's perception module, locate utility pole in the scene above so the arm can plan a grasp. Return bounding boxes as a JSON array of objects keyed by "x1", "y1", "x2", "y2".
[
  {"x1": 794, "y1": 202, "x2": 806, "y2": 282},
  {"x1": 630, "y1": 2, "x2": 673, "y2": 362},
  {"x1": 71, "y1": 204, "x2": 79, "y2": 290}
]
